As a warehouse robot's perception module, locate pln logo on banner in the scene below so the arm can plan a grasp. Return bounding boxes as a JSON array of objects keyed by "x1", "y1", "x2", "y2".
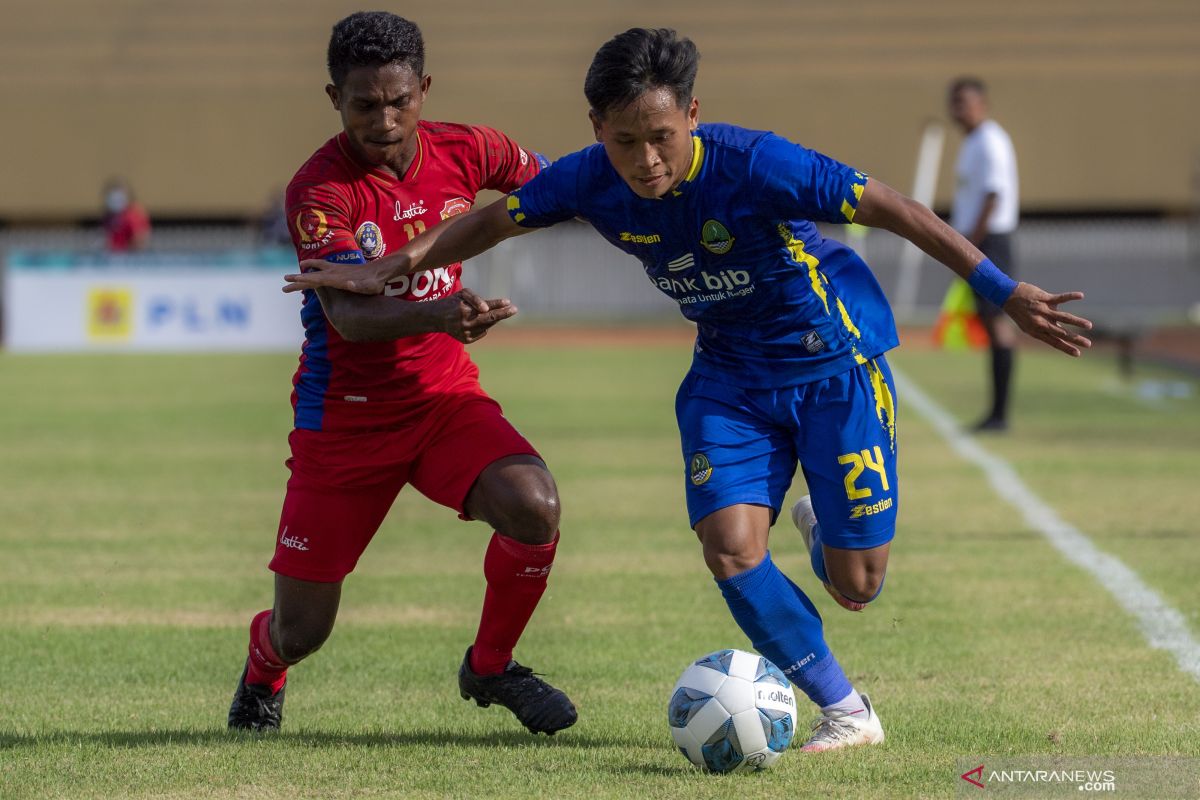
[{"x1": 87, "y1": 287, "x2": 134, "y2": 340}]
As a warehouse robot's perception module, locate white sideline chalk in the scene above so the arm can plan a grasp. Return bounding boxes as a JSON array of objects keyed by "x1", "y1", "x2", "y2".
[{"x1": 892, "y1": 366, "x2": 1200, "y2": 682}]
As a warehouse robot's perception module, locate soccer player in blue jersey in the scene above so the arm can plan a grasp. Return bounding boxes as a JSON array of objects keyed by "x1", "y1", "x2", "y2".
[{"x1": 285, "y1": 28, "x2": 1092, "y2": 752}]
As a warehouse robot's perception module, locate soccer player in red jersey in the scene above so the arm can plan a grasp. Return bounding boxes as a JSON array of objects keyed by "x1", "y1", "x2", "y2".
[{"x1": 227, "y1": 12, "x2": 577, "y2": 736}]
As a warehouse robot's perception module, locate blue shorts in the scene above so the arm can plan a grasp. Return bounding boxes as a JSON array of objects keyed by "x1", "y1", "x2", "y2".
[{"x1": 675, "y1": 356, "x2": 899, "y2": 550}]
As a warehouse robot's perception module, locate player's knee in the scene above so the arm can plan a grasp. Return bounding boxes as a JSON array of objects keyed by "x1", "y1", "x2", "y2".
[
  {"x1": 831, "y1": 568, "x2": 886, "y2": 604},
  {"x1": 471, "y1": 458, "x2": 561, "y2": 543},
  {"x1": 499, "y1": 486, "x2": 561, "y2": 544},
  {"x1": 700, "y1": 540, "x2": 765, "y2": 582},
  {"x1": 272, "y1": 614, "x2": 335, "y2": 663}
]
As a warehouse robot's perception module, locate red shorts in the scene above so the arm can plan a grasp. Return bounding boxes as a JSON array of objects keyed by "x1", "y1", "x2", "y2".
[{"x1": 269, "y1": 392, "x2": 539, "y2": 582}]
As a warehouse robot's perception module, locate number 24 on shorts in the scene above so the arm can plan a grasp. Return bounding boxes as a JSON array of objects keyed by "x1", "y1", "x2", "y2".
[{"x1": 837, "y1": 447, "x2": 890, "y2": 500}]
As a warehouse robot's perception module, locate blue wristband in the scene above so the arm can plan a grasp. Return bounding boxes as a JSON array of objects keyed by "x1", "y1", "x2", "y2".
[{"x1": 967, "y1": 258, "x2": 1018, "y2": 308}]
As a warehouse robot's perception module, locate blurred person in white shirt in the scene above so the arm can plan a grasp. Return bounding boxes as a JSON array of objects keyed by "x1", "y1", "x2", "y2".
[{"x1": 949, "y1": 77, "x2": 1019, "y2": 432}]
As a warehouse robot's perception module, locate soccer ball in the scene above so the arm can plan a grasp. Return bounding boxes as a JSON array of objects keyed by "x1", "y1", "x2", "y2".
[{"x1": 667, "y1": 649, "x2": 798, "y2": 773}]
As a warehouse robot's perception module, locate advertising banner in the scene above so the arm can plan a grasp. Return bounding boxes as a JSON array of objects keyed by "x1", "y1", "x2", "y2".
[{"x1": 4, "y1": 250, "x2": 303, "y2": 352}]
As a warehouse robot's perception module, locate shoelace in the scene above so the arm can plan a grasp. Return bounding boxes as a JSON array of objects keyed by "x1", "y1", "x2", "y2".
[
  {"x1": 233, "y1": 686, "x2": 281, "y2": 724},
  {"x1": 807, "y1": 713, "x2": 861, "y2": 743},
  {"x1": 497, "y1": 666, "x2": 549, "y2": 699}
]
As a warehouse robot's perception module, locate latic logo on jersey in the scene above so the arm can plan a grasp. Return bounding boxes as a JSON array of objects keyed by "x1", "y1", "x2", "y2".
[
  {"x1": 355, "y1": 221, "x2": 385, "y2": 259},
  {"x1": 295, "y1": 208, "x2": 332, "y2": 248},
  {"x1": 394, "y1": 200, "x2": 426, "y2": 221},
  {"x1": 440, "y1": 197, "x2": 472, "y2": 220},
  {"x1": 700, "y1": 219, "x2": 734, "y2": 255},
  {"x1": 690, "y1": 453, "x2": 713, "y2": 486}
]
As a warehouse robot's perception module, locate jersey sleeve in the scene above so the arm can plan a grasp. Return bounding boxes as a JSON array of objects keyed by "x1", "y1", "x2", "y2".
[
  {"x1": 285, "y1": 177, "x2": 360, "y2": 261},
  {"x1": 503, "y1": 149, "x2": 586, "y2": 229},
  {"x1": 470, "y1": 125, "x2": 550, "y2": 193},
  {"x1": 751, "y1": 133, "x2": 869, "y2": 224}
]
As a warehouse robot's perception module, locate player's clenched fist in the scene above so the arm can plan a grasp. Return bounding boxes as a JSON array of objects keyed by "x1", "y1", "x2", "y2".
[{"x1": 439, "y1": 288, "x2": 517, "y2": 344}]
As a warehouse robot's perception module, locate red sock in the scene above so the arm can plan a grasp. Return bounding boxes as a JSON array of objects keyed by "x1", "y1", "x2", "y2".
[
  {"x1": 470, "y1": 532, "x2": 558, "y2": 675},
  {"x1": 245, "y1": 609, "x2": 288, "y2": 693}
]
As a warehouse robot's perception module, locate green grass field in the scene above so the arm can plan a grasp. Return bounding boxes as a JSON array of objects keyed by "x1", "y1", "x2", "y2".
[{"x1": 2, "y1": 339, "x2": 1198, "y2": 799}]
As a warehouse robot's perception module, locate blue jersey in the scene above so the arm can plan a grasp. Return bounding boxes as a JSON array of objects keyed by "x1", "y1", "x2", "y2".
[{"x1": 506, "y1": 123, "x2": 899, "y2": 388}]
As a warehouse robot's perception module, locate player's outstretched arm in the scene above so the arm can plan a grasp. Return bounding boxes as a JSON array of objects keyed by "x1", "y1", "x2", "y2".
[
  {"x1": 284, "y1": 199, "x2": 529, "y2": 295},
  {"x1": 855, "y1": 179, "x2": 1093, "y2": 357},
  {"x1": 319, "y1": 285, "x2": 516, "y2": 344}
]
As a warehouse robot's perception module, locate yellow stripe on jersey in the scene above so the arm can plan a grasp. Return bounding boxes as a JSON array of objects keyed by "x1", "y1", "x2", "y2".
[
  {"x1": 506, "y1": 194, "x2": 526, "y2": 223},
  {"x1": 778, "y1": 223, "x2": 829, "y2": 315},
  {"x1": 777, "y1": 223, "x2": 869, "y2": 364},
  {"x1": 836, "y1": 298, "x2": 863, "y2": 339},
  {"x1": 684, "y1": 136, "x2": 705, "y2": 182},
  {"x1": 841, "y1": 175, "x2": 869, "y2": 222},
  {"x1": 670, "y1": 136, "x2": 707, "y2": 197},
  {"x1": 866, "y1": 357, "x2": 897, "y2": 451}
]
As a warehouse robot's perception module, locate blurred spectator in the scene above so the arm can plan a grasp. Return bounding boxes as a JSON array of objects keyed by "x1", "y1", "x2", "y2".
[
  {"x1": 102, "y1": 178, "x2": 151, "y2": 252},
  {"x1": 948, "y1": 77, "x2": 1020, "y2": 433},
  {"x1": 257, "y1": 188, "x2": 292, "y2": 247}
]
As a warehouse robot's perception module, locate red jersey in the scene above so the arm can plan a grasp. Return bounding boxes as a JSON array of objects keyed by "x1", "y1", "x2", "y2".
[
  {"x1": 105, "y1": 203, "x2": 151, "y2": 251},
  {"x1": 285, "y1": 121, "x2": 545, "y2": 431}
]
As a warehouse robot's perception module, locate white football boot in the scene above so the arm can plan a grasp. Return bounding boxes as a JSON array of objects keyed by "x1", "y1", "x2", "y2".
[
  {"x1": 789, "y1": 495, "x2": 866, "y2": 612},
  {"x1": 799, "y1": 693, "x2": 885, "y2": 752}
]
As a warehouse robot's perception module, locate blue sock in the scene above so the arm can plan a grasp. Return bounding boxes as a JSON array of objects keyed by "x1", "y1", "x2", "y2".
[
  {"x1": 716, "y1": 551, "x2": 854, "y2": 707},
  {"x1": 809, "y1": 522, "x2": 829, "y2": 583}
]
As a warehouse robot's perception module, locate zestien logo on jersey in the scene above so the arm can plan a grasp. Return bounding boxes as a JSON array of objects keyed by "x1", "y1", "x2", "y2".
[{"x1": 620, "y1": 231, "x2": 662, "y2": 245}]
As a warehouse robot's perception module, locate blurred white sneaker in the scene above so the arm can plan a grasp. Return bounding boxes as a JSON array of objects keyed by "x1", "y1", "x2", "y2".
[
  {"x1": 789, "y1": 495, "x2": 866, "y2": 612},
  {"x1": 790, "y1": 495, "x2": 819, "y2": 552},
  {"x1": 800, "y1": 693, "x2": 885, "y2": 753}
]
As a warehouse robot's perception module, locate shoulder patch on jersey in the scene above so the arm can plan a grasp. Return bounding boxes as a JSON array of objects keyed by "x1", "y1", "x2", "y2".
[
  {"x1": 440, "y1": 197, "x2": 472, "y2": 219},
  {"x1": 295, "y1": 208, "x2": 334, "y2": 250},
  {"x1": 700, "y1": 219, "x2": 735, "y2": 255},
  {"x1": 354, "y1": 221, "x2": 385, "y2": 259}
]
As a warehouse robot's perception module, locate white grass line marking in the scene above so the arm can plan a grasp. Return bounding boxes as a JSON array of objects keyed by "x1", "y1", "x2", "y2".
[{"x1": 892, "y1": 366, "x2": 1200, "y2": 682}]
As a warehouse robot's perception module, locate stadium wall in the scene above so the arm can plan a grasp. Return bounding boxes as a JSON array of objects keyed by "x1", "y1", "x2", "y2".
[{"x1": 3, "y1": 0, "x2": 1198, "y2": 220}]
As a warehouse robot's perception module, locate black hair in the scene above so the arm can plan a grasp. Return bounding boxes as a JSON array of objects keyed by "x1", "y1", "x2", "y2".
[
  {"x1": 584, "y1": 28, "x2": 699, "y2": 117},
  {"x1": 327, "y1": 12, "x2": 425, "y2": 87},
  {"x1": 949, "y1": 76, "x2": 987, "y2": 96}
]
